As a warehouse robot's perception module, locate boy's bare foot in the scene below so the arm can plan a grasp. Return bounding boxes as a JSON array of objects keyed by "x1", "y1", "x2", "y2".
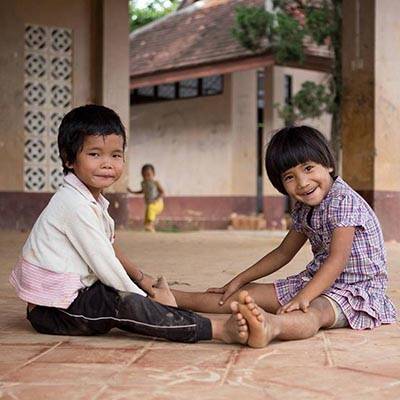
[
  {"x1": 219, "y1": 301, "x2": 248, "y2": 345},
  {"x1": 145, "y1": 223, "x2": 155, "y2": 233},
  {"x1": 238, "y1": 291, "x2": 276, "y2": 348},
  {"x1": 153, "y1": 276, "x2": 177, "y2": 307}
]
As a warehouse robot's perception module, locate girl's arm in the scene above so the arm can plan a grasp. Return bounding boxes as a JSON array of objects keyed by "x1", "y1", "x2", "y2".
[
  {"x1": 278, "y1": 226, "x2": 355, "y2": 314},
  {"x1": 210, "y1": 229, "x2": 307, "y2": 304},
  {"x1": 113, "y1": 243, "x2": 156, "y2": 297}
]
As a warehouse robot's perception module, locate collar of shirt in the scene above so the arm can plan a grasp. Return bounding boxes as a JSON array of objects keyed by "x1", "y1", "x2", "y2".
[{"x1": 64, "y1": 173, "x2": 110, "y2": 211}]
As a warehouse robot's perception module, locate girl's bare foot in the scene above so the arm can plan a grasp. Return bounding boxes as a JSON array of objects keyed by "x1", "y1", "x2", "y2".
[
  {"x1": 238, "y1": 291, "x2": 277, "y2": 348},
  {"x1": 218, "y1": 301, "x2": 248, "y2": 345},
  {"x1": 153, "y1": 276, "x2": 177, "y2": 307}
]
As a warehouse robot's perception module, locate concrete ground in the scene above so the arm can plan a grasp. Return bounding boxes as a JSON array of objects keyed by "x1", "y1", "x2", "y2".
[{"x1": 0, "y1": 229, "x2": 399, "y2": 400}]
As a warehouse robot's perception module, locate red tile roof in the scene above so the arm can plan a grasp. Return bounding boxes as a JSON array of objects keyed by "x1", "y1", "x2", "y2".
[
  {"x1": 129, "y1": 0, "x2": 267, "y2": 78},
  {"x1": 129, "y1": 0, "x2": 331, "y2": 79}
]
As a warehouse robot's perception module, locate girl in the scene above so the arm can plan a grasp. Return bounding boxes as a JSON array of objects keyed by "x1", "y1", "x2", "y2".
[{"x1": 173, "y1": 125, "x2": 397, "y2": 347}]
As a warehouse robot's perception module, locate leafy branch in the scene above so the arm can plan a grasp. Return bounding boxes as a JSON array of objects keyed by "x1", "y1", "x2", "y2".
[{"x1": 232, "y1": 0, "x2": 342, "y2": 155}]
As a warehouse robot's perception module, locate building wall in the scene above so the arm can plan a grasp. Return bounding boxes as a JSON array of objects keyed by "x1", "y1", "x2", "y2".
[
  {"x1": 342, "y1": 0, "x2": 400, "y2": 240},
  {"x1": 0, "y1": 0, "x2": 94, "y2": 191},
  {"x1": 0, "y1": 0, "x2": 130, "y2": 229},
  {"x1": 374, "y1": 0, "x2": 400, "y2": 193},
  {"x1": 129, "y1": 74, "x2": 232, "y2": 196},
  {"x1": 129, "y1": 66, "x2": 331, "y2": 229},
  {"x1": 262, "y1": 65, "x2": 332, "y2": 228},
  {"x1": 128, "y1": 71, "x2": 259, "y2": 227}
]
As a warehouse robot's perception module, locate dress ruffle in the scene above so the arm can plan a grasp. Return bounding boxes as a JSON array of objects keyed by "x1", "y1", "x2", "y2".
[{"x1": 274, "y1": 271, "x2": 397, "y2": 330}]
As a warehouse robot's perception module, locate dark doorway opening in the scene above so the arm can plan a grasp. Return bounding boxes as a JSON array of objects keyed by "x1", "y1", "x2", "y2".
[{"x1": 256, "y1": 70, "x2": 265, "y2": 214}]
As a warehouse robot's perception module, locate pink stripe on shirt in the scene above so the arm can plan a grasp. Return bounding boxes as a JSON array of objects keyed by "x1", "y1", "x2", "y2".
[{"x1": 9, "y1": 258, "x2": 85, "y2": 309}]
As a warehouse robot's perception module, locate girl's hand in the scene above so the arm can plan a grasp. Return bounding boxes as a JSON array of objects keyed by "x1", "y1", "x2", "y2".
[
  {"x1": 207, "y1": 277, "x2": 244, "y2": 305},
  {"x1": 136, "y1": 272, "x2": 157, "y2": 297},
  {"x1": 277, "y1": 294, "x2": 310, "y2": 314}
]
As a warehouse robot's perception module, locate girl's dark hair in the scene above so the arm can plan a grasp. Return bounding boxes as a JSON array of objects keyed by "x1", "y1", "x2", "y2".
[
  {"x1": 141, "y1": 164, "x2": 155, "y2": 175},
  {"x1": 265, "y1": 125, "x2": 336, "y2": 195},
  {"x1": 58, "y1": 104, "x2": 126, "y2": 174}
]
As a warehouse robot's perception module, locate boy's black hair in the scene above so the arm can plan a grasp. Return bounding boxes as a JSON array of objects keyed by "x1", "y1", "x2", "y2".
[
  {"x1": 265, "y1": 125, "x2": 336, "y2": 195},
  {"x1": 58, "y1": 104, "x2": 126, "y2": 174},
  {"x1": 141, "y1": 164, "x2": 155, "y2": 175}
]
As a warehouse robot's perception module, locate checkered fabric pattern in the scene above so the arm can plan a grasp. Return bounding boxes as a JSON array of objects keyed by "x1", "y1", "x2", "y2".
[{"x1": 274, "y1": 177, "x2": 397, "y2": 329}]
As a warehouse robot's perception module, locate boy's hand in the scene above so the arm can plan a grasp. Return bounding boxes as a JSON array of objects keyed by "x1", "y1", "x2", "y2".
[
  {"x1": 207, "y1": 277, "x2": 244, "y2": 305},
  {"x1": 137, "y1": 273, "x2": 157, "y2": 297},
  {"x1": 277, "y1": 294, "x2": 310, "y2": 314}
]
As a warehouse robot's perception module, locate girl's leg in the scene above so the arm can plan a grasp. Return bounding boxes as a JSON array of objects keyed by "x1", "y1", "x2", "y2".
[
  {"x1": 172, "y1": 282, "x2": 281, "y2": 314},
  {"x1": 236, "y1": 291, "x2": 336, "y2": 348}
]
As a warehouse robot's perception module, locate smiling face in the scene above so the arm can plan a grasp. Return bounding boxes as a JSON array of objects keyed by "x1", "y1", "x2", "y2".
[
  {"x1": 67, "y1": 134, "x2": 124, "y2": 199},
  {"x1": 281, "y1": 161, "x2": 334, "y2": 206}
]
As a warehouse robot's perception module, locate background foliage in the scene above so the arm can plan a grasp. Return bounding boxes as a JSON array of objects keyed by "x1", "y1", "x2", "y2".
[
  {"x1": 232, "y1": 0, "x2": 342, "y2": 157},
  {"x1": 129, "y1": 0, "x2": 179, "y2": 31}
]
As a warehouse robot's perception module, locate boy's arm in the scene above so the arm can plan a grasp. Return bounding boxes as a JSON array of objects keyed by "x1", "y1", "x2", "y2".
[
  {"x1": 113, "y1": 243, "x2": 156, "y2": 297},
  {"x1": 278, "y1": 226, "x2": 355, "y2": 314},
  {"x1": 64, "y1": 205, "x2": 147, "y2": 296},
  {"x1": 127, "y1": 187, "x2": 143, "y2": 195},
  {"x1": 211, "y1": 229, "x2": 307, "y2": 304},
  {"x1": 154, "y1": 181, "x2": 165, "y2": 200}
]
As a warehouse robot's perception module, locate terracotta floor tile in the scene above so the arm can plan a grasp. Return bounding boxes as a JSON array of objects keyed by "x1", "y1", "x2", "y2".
[
  {"x1": 2, "y1": 362, "x2": 122, "y2": 384},
  {"x1": 95, "y1": 384, "x2": 308, "y2": 400},
  {"x1": 254, "y1": 366, "x2": 399, "y2": 397},
  {"x1": 0, "y1": 383, "x2": 103, "y2": 400},
  {"x1": 0, "y1": 344, "x2": 52, "y2": 363},
  {"x1": 37, "y1": 346, "x2": 143, "y2": 365},
  {"x1": 134, "y1": 347, "x2": 234, "y2": 368},
  {"x1": 0, "y1": 362, "x2": 27, "y2": 377},
  {"x1": 1, "y1": 230, "x2": 399, "y2": 399}
]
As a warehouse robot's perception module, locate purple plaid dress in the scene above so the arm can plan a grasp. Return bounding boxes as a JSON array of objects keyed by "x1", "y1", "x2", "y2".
[{"x1": 274, "y1": 176, "x2": 397, "y2": 329}]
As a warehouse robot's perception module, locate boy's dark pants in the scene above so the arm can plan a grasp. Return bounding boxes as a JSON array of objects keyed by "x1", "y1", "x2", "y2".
[{"x1": 27, "y1": 281, "x2": 212, "y2": 343}]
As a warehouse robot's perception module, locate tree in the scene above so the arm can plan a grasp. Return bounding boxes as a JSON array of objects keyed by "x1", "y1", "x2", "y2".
[
  {"x1": 232, "y1": 0, "x2": 342, "y2": 160},
  {"x1": 129, "y1": 0, "x2": 179, "y2": 31}
]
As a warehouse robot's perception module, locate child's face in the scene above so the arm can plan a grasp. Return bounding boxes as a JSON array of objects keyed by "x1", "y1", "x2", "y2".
[
  {"x1": 67, "y1": 134, "x2": 124, "y2": 199},
  {"x1": 281, "y1": 161, "x2": 333, "y2": 206},
  {"x1": 142, "y1": 168, "x2": 154, "y2": 181}
]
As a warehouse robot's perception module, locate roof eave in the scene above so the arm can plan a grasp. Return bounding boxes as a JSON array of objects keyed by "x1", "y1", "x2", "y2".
[{"x1": 130, "y1": 51, "x2": 332, "y2": 89}]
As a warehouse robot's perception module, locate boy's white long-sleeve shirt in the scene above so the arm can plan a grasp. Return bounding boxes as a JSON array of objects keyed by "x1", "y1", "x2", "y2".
[{"x1": 9, "y1": 173, "x2": 146, "y2": 308}]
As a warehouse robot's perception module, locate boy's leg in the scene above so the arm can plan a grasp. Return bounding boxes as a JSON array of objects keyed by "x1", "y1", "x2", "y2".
[
  {"x1": 116, "y1": 290, "x2": 212, "y2": 342},
  {"x1": 172, "y1": 282, "x2": 281, "y2": 314},
  {"x1": 144, "y1": 206, "x2": 154, "y2": 231},
  {"x1": 27, "y1": 280, "x2": 251, "y2": 345},
  {"x1": 27, "y1": 281, "x2": 120, "y2": 336},
  {"x1": 117, "y1": 291, "x2": 249, "y2": 344},
  {"x1": 145, "y1": 200, "x2": 163, "y2": 231},
  {"x1": 27, "y1": 281, "x2": 212, "y2": 342},
  {"x1": 237, "y1": 291, "x2": 336, "y2": 348}
]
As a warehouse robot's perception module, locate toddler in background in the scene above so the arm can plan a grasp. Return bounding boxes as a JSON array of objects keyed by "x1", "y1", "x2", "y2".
[{"x1": 128, "y1": 164, "x2": 164, "y2": 232}]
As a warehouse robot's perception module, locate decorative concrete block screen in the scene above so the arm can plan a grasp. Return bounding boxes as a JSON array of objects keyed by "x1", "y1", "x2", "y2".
[{"x1": 24, "y1": 24, "x2": 72, "y2": 192}]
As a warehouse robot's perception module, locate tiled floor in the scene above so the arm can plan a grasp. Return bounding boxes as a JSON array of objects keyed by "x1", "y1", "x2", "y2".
[{"x1": 1, "y1": 230, "x2": 399, "y2": 399}]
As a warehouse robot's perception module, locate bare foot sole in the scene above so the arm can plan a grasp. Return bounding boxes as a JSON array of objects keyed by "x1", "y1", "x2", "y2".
[
  {"x1": 153, "y1": 276, "x2": 178, "y2": 307},
  {"x1": 238, "y1": 291, "x2": 275, "y2": 348},
  {"x1": 220, "y1": 301, "x2": 248, "y2": 345}
]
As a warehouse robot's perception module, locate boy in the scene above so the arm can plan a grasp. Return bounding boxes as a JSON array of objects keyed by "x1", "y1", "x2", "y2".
[
  {"x1": 128, "y1": 164, "x2": 164, "y2": 232},
  {"x1": 9, "y1": 104, "x2": 247, "y2": 344}
]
